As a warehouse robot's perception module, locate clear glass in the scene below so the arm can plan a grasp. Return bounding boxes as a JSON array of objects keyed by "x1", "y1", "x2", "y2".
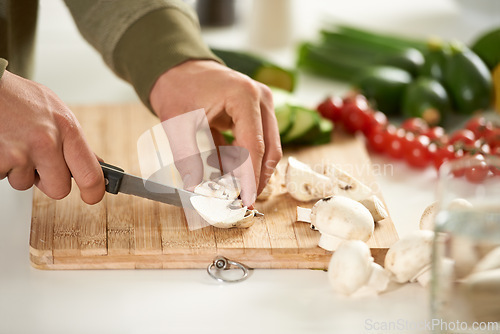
[{"x1": 431, "y1": 155, "x2": 500, "y2": 334}]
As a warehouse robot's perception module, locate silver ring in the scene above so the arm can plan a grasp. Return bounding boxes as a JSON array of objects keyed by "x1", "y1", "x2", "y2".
[{"x1": 207, "y1": 256, "x2": 250, "y2": 283}]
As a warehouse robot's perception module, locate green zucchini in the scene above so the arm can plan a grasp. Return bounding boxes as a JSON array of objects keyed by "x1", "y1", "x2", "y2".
[
  {"x1": 402, "y1": 77, "x2": 451, "y2": 126},
  {"x1": 442, "y1": 42, "x2": 493, "y2": 114},
  {"x1": 275, "y1": 104, "x2": 296, "y2": 137},
  {"x1": 308, "y1": 118, "x2": 334, "y2": 145},
  {"x1": 419, "y1": 40, "x2": 450, "y2": 82},
  {"x1": 353, "y1": 66, "x2": 413, "y2": 115},
  {"x1": 211, "y1": 48, "x2": 297, "y2": 92},
  {"x1": 281, "y1": 106, "x2": 321, "y2": 144},
  {"x1": 471, "y1": 27, "x2": 500, "y2": 71}
]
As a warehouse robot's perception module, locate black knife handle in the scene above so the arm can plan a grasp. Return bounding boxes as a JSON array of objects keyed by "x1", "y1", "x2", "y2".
[{"x1": 100, "y1": 161, "x2": 125, "y2": 194}]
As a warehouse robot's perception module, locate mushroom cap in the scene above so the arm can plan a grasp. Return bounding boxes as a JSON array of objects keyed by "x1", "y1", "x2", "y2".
[
  {"x1": 328, "y1": 240, "x2": 373, "y2": 295},
  {"x1": 190, "y1": 196, "x2": 254, "y2": 228},
  {"x1": 311, "y1": 196, "x2": 374, "y2": 242},
  {"x1": 384, "y1": 230, "x2": 435, "y2": 283},
  {"x1": 285, "y1": 157, "x2": 334, "y2": 202}
]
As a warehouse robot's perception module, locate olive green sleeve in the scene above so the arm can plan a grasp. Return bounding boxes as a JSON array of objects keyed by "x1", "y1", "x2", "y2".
[
  {"x1": 63, "y1": 0, "x2": 220, "y2": 111},
  {"x1": 113, "y1": 8, "x2": 220, "y2": 110},
  {"x1": 0, "y1": 58, "x2": 8, "y2": 79}
]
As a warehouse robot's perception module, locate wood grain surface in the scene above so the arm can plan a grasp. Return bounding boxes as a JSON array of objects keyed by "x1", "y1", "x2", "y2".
[{"x1": 30, "y1": 104, "x2": 398, "y2": 270}]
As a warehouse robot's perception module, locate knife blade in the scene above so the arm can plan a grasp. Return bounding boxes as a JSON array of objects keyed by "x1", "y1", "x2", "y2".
[{"x1": 100, "y1": 161, "x2": 195, "y2": 209}]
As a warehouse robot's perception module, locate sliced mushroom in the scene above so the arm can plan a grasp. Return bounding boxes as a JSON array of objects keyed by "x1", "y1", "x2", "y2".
[
  {"x1": 286, "y1": 157, "x2": 388, "y2": 222},
  {"x1": 285, "y1": 157, "x2": 334, "y2": 202},
  {"x1": 384, "y1": 230, "x2": 435, "y2": 287},
  {"x1": 304, "y1": 196, "x2": 374, "y2": 251},
  {"x1": 328, "y1": 240, "x2": 390, "y2": 296},
  {"x1": 190, "y1": 196, "x2": 256, "y2": 228},
  {"x1": 194, "y1": 174, "x2": 241, "y2": 201}
]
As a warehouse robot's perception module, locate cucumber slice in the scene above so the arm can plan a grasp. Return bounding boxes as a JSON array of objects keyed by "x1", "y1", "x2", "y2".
[
  {"x1": 275, "y1": 104, "x2": 296, "y2": 137},
  {"x1": 309, "y1": 118, "x2": 334, "y2": 145},
  {"x1": 281, "y1": 106, "x2": 321, "y2": 144}
]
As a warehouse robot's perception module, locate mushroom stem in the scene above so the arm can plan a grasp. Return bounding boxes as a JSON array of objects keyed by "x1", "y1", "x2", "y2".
[
  {"x1": 415, "y1": 266, "x2": 432, "y2": 287},
  {"x1": 296, "y1": 206, "x2": 312, "y2": 223},
  {"x1": 368, "y1": 263, "x2": 391, "y2": 290},
  {"x1": 318, "y1": 233, "x2": 344, "y2": 251}
]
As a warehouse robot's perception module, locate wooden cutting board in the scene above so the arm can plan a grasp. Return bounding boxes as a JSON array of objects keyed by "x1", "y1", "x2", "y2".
[{"x1": 29, "y1": 104, "x2": 398, "y2": 270}]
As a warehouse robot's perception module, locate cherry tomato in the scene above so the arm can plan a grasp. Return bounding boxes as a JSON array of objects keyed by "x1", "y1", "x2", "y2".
[
  {"x1": 449, "y1": 129, "x2": 476, "y2": 146},
  {"x1": 363, "y1": 111, "x2": 388, "y2": 137},
  {"x1": 490, "y1": 162, "x2": 500, "y2": 176},
  {"x1": 385, "y1": 126, "x2": 406, "y2": 159},
  {"x1": 424, "y1": 126, "x2": 446, "y2": 143},
  {"x1": 404, "y1": 135, "x2": 431, "y2": 168},
  {"x1": 485, "y1": 128, "x2": 500, "y2": 149},
  {"x1": 464, "y1": 154, "x2": 489, "y2": 183},
  {"x1": 366, "y1": 126, "x2": 386, "y2": 153},
  {"x1": 465, "y1": 116, "x2": 493, "y2": 139},
  {"x1": 317, "y1": 96, "x2": 343, "y2": 122},
  {"x1": 401, "y1": 118, "x2": 429, "y2": 134},
  {"x1": 342, "y1": 103, "x2": 372, "y2": 134},
  {"x1": 432, "y1": 145, "x2": 455, "y2": 170}
]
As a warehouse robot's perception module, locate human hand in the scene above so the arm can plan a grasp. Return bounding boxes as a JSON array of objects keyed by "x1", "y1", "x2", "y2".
[
  {"x1": 0, "y1": 71, "x2": 105, "y2": 204},
  {"x1": 150, "y1": 60, "x2": 282, "y2": 206}
]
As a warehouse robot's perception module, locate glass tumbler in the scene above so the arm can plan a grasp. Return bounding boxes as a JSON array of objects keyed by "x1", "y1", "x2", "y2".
[{"x1": 431, "y1": 155, "x2": 500, "y2": 334}]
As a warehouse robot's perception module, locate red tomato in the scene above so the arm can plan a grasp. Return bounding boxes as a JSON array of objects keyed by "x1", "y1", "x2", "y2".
[
  {"x1": 485, "y1": 128, "x2": 500, "y2": 149},
  {"x1": 465, "y1": 116, "x2": 493, "y2": 139},
  {"x1": 385, "y1": 126, "x2": 406, "y2": 159},
  {"x1": 449, "y1": 129, "x2": 476, "y2": 146},
  {"x1": 342, "y1": 104, "x2": 372, "y2": 134},
  {"x1": 363, "y1": 111, "x2": 388, "y2": 137},
  {"x1": 317, "y1": 96, "x2": 343, "y2": 122},
  {"x1": 424, "y1": 126, "x2": 446, "y2": 143},
  {"x1": 401, "y1": 118, "x2": 429, "y2": 134},
  {"x1": 404, "y1": 134, "x2": 431, "y2": 168},
  {"x1": 432, "y1": 145, "x2": 455, "y2": 170},
  {"x1": 465, "y1": 155, "x2": 489, "y2": 183},
  {"x1": 367, "y1": 126, "x2": 386, "y2": 153}
]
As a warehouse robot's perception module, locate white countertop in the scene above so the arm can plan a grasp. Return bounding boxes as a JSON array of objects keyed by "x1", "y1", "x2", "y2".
[{"x1": 1, "y1": 1, "x2": 499, "y2": 333}]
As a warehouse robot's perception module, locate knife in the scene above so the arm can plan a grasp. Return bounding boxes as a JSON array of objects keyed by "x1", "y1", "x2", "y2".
[{"x1": 99, "y1": 161, "x2": 195, "y2": 209}]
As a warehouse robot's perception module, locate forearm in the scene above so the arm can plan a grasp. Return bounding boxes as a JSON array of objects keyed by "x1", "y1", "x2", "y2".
[{"x1": 64, "y1": 0, "x2": 220, "y2": 110}]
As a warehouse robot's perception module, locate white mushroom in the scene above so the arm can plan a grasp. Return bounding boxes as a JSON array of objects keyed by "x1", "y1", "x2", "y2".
[
  {"x1": 384, "y1": 230, "x2": 435, "y2": 287},
  {"x1": 190, "y1": 196, "x2": 256, "y2": 228},
  {"x1": 328, "y1": 240, "x2": 390, "y2": 296},
  {"x1": 285, "y1": 157, "x2": 388, "y2": 222},
  {"x1": 419, "y1": 198, "x2": 472, "y2": 231},
  {"x1": 285, "y1": 157, "x2": 334, "y2": 201},
  {"x1": 297, "y1": 196, "x2": 374, "y2": 251},
  {"x1": 194, "y1": 174, "x2": 241, "y2": 201}
]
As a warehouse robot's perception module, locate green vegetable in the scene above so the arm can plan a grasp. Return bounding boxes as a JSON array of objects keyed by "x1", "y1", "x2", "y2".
[
  {"x1": 442, "y1": 42, "x2": 493, "y2": 114},
  {"x1": 334, "y1": 25, "x2": 428, "y2": 52},
  {"x1": 211, "y1": 48, "x2": 297, "y2": 92},
  {"x1": 281, "y1": 106, "x2": 322, "y2": 144},
  {"x1": 471, "y1": 27, "x2": 500, "y2": 71},
  {"x1": 402, "y1": 77, "x2": 451, "y2": 126},
  {"x1": 275, "y1": 104, "x2": 296, "y2": 137},
  {"x1": 419, "y1": 40, "x2": 450, "y2": 81},
  {"x1": 297, "y1": 43, "x2": 362, "y2": 82},
  {"x1": 353, "y1": 66, "x2": 413, "y2": 115}
]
